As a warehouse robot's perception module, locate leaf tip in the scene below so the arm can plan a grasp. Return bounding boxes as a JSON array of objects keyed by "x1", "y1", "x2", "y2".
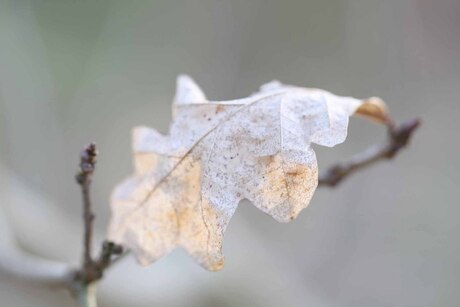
[
  {"x1": 355, "y1": 97, "x2": 390, "y2": 124},
  {"x1": 174, "y1": 74, "x2": 207, "y2": 105}
]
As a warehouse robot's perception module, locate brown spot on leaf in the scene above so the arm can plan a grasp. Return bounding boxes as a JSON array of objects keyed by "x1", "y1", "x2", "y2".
[{"x1": 215, "y1": 105, "x2": 225, "y2": 114}]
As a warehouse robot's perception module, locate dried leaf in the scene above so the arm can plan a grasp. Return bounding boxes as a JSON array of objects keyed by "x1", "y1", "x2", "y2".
[
  {"x1": 108, "y1": 75, "x2": 388, "y2": 271},
  {"x1": 355, "y1": 97, "x2": 390, "y2": 124}
]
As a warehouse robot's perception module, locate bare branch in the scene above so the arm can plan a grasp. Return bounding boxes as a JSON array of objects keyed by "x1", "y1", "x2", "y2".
[
  {"x1": 318, "y1": 118, "x2": 421, "y2": 187},
  {"x1": 76, "y1": 143, "x2": 98, "y2": 278},
  {"x1": 74, "y1": 143, "x2": 124, "y2": 287},
  {"x1": 73, "y1": 143, "x2": 125, "y2": 306}
]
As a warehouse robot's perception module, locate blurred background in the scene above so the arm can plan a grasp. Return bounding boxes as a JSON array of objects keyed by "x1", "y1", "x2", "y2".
[{"x1": 0, "y1": 0, "x2": 459, "y2": 306}]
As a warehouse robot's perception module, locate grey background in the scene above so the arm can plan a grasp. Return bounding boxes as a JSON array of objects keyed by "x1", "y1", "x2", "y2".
[{"x1": 0, "y1": 0, "x2": 459, "y2": 306}]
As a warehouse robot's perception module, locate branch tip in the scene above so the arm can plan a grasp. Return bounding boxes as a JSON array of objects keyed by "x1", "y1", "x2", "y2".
[
  {"x1": 319, "y1": 117, "x2": 420, "y2": 187},
  {"x1": 74, "y1": 144, "x2": 125, "y2": 287}
]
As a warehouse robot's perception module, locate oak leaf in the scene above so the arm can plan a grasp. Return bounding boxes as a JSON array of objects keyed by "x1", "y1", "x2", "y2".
[{"x1": 108, "y1": 75, "x2": 388, "y2": 271}]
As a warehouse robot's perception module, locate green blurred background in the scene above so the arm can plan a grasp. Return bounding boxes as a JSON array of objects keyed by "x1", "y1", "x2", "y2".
[{"x1": 0, "y1": 0, "x2": 459, "y2": 306}]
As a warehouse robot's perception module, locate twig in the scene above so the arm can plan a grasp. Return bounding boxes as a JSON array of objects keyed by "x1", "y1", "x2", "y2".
[
  {"x1": 0, "y1": 144, "x2": 124, "y2": 304},
  {"x1": 73, "y1": 143, "x2": 124, "y2": 306},
  {"x1": 74, "y1": 144, "x2": 124, "y2": 284},
  {"x1": 76, "y1": 143, "x2": 98, "y2": 280},
  {"x1": 93, "y1": 241, "x2": 124, "y2": 275},
  {"x1": 318, "y1": 118, "x2": 420, "y2": 187}
]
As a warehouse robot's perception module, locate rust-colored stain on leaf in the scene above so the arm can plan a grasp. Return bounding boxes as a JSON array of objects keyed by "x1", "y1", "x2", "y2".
[{"x1": 108, "y1": 75, "x2": 388, "y2": 271}]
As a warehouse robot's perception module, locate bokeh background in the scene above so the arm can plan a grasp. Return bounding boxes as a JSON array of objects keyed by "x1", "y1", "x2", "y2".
[{"x1": 0, "y1": 0, "x2": 459, "y2": 306}]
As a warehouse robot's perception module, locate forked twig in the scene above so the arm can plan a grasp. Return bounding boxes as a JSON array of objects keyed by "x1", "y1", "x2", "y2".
[
  {"x1": 73, "y1": 144, "x2": 123, "y2": 306},
  {"x1": 76, "y1": 143, "x2": 97, "y2": 275}
]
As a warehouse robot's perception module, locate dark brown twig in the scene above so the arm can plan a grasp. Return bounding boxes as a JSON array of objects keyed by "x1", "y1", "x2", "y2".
[
  {"x1": 93, "y1": 241, "x2": 124, "y2": 275},
  {"x1": 76, "y1": 143, "x2": 98, "y2": 277},
  {"x1": 318, "y1": 118, "x2": 420, "y2": 187},
  {"x1": 74, "y1": 144, "x2": 123, "y2": 287}
]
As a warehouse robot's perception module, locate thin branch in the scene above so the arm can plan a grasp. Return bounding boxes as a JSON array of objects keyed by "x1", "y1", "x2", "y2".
[
  {"x1": 94, "y1": 241, "x2": 124, "y2": 273},
  {"x1": 76, "y1": 143, "x2": 98, "y2": 278},
  {"x1": 318, "y1": 118, "x2": 420, "y2": 187},
  {"x1": 0, "y1": 143, "x2": 124, "y2": 304},
  {"x1": 71, "y1": 143, "x2": 124, "y2": 307},
  {"x1": 74, "y1": 144, "x2": 124, "y2": 285}
]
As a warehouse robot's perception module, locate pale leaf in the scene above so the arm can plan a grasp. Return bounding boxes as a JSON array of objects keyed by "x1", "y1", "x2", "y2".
[{"x1": 108, "y1": 76, "x2": 388, "y2": 271}]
